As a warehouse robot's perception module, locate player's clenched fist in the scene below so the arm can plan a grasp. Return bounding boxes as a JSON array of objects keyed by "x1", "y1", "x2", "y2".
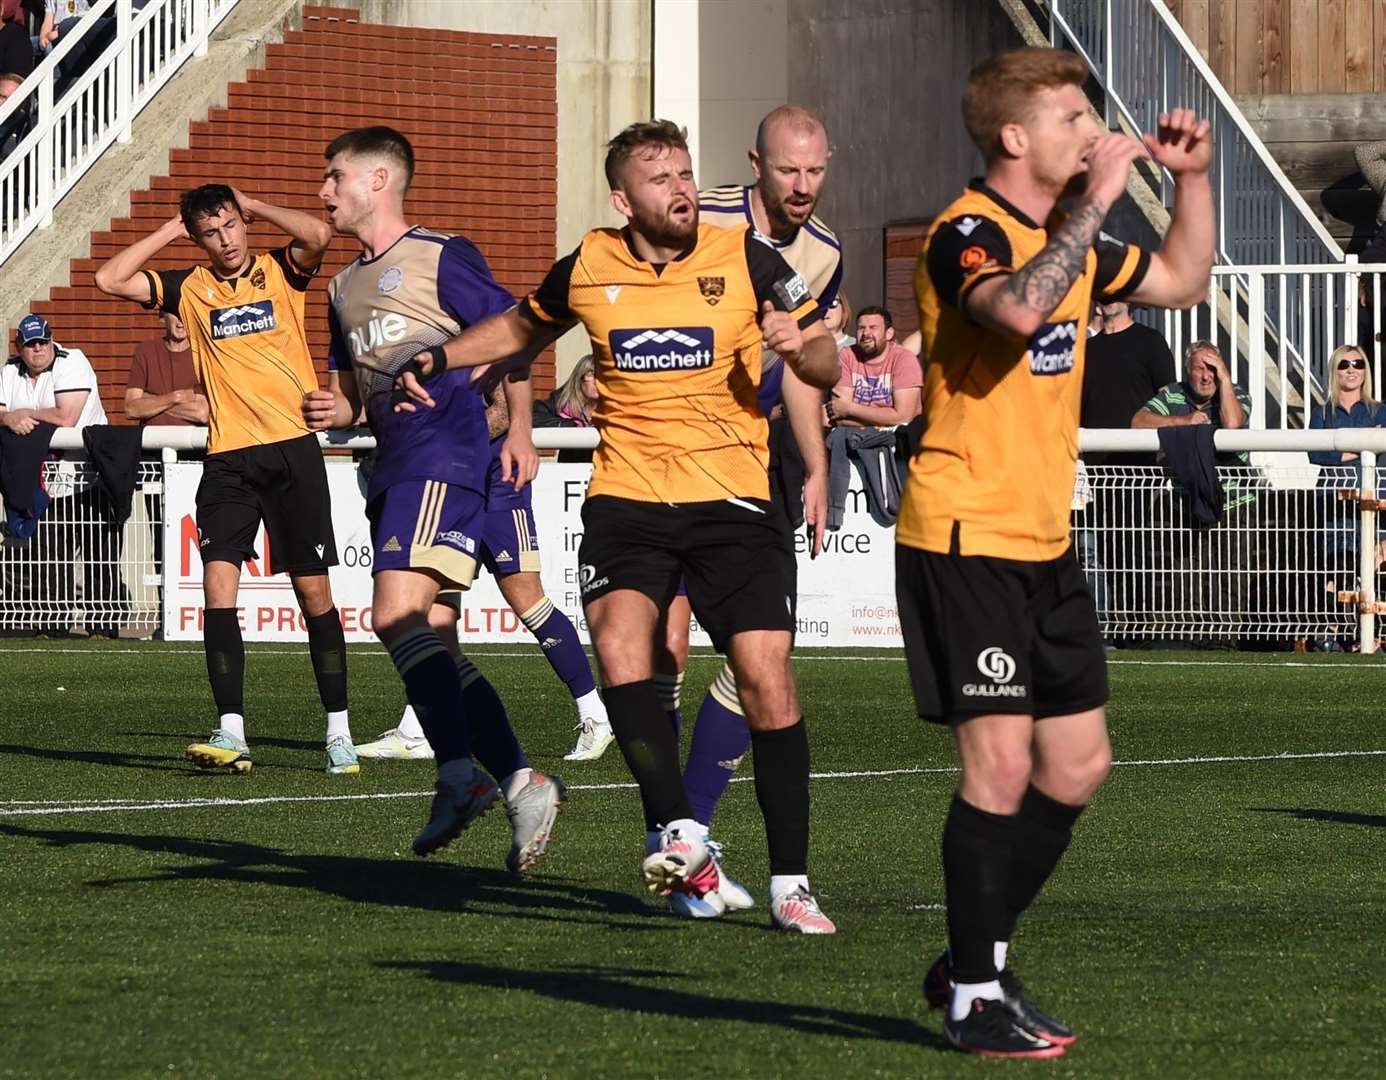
[
  {"x1": 760, "y1": 300, "x2": 804, "y2": 361},
  {"x1": 301, "y1": 389, "x2": 339, "y2": 430}
]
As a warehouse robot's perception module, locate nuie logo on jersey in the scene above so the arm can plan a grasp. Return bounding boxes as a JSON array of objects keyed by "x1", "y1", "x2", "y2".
[
  {"x1": 1028, "y1": 319, "x2": 1079, "y2": 376},
  {"x1": 348, "y1": 310, "x2": 409, "y2": 358},
  {"x1": 609, "y1": 327, "x2": 714, "y2": 373},
  {"x1": 210, "y1": 301, "x2": 277, "y2": 340},
  {"x1": 698, "y1": 276, "x2": 725, "y2": 306}
]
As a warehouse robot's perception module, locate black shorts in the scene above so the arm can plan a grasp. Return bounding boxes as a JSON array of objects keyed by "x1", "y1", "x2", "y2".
[
  {"x1": 895, "y1": 543, "x2": 1108, "y2": 724},
  {"x1": 579, "y1": 494, "x2": 796, "y2": 652},
  {"x1": 196, "y1": 433, "x2": 338, "y2": 575}
]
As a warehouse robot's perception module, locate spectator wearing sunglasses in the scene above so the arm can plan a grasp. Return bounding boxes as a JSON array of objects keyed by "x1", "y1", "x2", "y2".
[
  {"x1": 822, "y1": 292, "x2": 853, "y2": 349},
  {"x1": 1308, "y1": 344, "x2": 1386, "y2": 472}
]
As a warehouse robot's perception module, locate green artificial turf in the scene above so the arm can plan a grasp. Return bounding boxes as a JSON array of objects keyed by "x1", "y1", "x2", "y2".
[{"x1": 0, "y1": 642, "x2": 1382, "y2": 1078}]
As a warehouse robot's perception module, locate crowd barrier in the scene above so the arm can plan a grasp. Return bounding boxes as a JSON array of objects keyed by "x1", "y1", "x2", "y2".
[{"x1": 3, "y1": 427, "x2": 1385, "y2": 650}]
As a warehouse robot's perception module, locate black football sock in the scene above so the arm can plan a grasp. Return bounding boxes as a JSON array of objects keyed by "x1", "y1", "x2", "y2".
[
  {"x1": 203, "y1": 607, "x2": 245, "y2": 717},
  {"x1": 305, "y1": 607, "x2": 349, "y2": 714},
  {"x1": 604, "y1": 680, "x2": 692, "y2": 832},
  {"x1": 386, "y1": 628, "x2": 470, "y2": 764},
  {"x1": 1001, "y1": 785, "x2": 1086, "y2": 944},
  {"x1": 941, "y1": 793, "x2": 1017, "y2": 985},
  {"x1": 750, "y1": 719, "x2": 811, "y2": 876}
]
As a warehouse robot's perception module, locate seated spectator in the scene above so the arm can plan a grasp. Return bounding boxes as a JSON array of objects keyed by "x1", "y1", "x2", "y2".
[
  {"x1": 1131, "y1": 339, "x2": 1250, "y2": 457},
  {"x1": 1308, "y1": 343, "x2": 1386, "y2": 626},
  {"x1": 1133, "y1": 341, "x2": 1260, "y2": 641},
  {"x1": 821, "y1": 292, "x2": 853, "y2": 349},
  {"x1": 0, "y1": 69, "x2": 26, "y2": 158},
  {"x1": 0, "y1": 313, "x2": 124, "y2": 636},
  {"x1": 533, "y1": 353, "x2": 595, "y2": 462},
  {"x1": 827, "y1": 305, "x2": 922, "y2": 429},
  {"x1": 897, "y1": 328, "x2": 921, "y2": 356},
  {"x1": 124, "y1": 310, "x2": 205, "y2": 426},
  {"x1": 0, "y1": 1, "x2": 43, "y2": 78},
  {"x1": 824, "y1": 306, "x2": 921, "y2": 529}
]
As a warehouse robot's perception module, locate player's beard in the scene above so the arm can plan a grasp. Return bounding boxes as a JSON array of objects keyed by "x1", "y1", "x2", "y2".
[
  {"x1": 631, "y1": 201, "x2": 697, "y2": 250},
  {"x1": 764, "y1": 188, "x2": 816, "y2": 236}
]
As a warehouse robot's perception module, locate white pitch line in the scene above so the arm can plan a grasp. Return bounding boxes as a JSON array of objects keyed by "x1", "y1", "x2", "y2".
[{"x1": 1, "y1": 749, "x2": 1381, "y2": 818}]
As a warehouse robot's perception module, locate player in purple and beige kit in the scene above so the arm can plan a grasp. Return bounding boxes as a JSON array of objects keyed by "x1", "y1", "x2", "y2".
[{"x1": 303, "y1": 125, "x2": 565, "y2": 870}]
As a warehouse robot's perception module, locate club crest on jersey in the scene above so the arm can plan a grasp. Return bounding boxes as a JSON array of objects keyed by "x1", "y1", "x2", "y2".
[
  {"x1": 379, "y1": 266, "x2": 403, "y2": 294},
  {"x1": 609, "y1": 327, "x2": 714, "y2": 373},
  {"x1": 250, "y1": 266, "x2": 266, "y2": 290},
  {"x1": 211, "y1": 300, "x2": 277, "y2": 341},
  {"x1": 1028, "y1": 320, "x2": 1079, "y2": 376},
  {"x1": 698, "y1": 276, "x2": 725, "y2": 306}
]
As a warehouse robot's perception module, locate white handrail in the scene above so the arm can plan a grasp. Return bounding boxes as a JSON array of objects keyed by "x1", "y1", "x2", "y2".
[
  {"x1": 47, "y1": 426, "x2": 603, "y2": 451},
  {"x1": 1, "y1": 0, "x2": 241, "y2": 264}
]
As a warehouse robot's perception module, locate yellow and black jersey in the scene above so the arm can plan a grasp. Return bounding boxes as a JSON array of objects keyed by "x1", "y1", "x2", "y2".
[
  {"x1": 520, "y1": 223, "x2": 820, "y2": 504},
  {"x1": 897, "y1": 180, "x2": 1150, "y2": 561},
  {"x1": 145, "y1": 248, "x2": 317, "y2": 455}
]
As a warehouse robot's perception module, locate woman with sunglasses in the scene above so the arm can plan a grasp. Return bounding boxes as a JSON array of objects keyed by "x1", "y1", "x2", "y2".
[{"x1": 1308, "y1": 344, "x2": 1386, "y2": 648}]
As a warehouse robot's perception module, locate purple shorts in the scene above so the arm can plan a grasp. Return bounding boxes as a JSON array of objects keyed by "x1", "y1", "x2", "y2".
[
  {"x1": 367, "y1": 480, "x2": 486, "y2": 589},
  {"x1": 480, "y1": 505, "x2": 540, "y2": 578}
]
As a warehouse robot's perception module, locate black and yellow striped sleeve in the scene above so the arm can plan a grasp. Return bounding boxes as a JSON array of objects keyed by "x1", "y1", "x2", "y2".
[
  {"x1": 1093, "y1": 232, "x2": 1151, "y2": 301},
  {"x1": 140, "y1": 267, "x2": 192, "y2": 317},
  {"x1": 924, "y1": 214, "x2": 1014, "y2": 311}
]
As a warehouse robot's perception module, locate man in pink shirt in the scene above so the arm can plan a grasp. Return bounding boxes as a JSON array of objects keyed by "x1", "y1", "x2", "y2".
[
  {"x1": 828, "y1": 305, "x2": 923, "y2": 428},
  {"x1": 825, "y1": 306, "x2": 921, "y2": 528}
]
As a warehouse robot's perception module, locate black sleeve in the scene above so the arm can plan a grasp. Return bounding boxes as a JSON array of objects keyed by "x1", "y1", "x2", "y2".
[
  {"x1": 518, "y1": 247, "x2": 578, "y2": 325},
  {"x1": 1144, "y1": 327, "x2": 1176, "y2": 391},
  {"x1": 744, "y1": 230, "x2": 821, "y2": 329},
  {"x1": 924, "y1": 214, "x2": 1013, "y2": 309},
  {"x1": 270, "y1": 247, "x2": 314, "y2": 292},
  {"x1": 143, "y1": 267, "x2": 193, "y2": 317}
]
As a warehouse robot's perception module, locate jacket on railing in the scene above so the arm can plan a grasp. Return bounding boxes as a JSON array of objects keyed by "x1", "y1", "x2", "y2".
[
  {"x1": 81, "y1": 423, "x2": 142, "y2": 525},
  {"x1": 0, "y1": 419, "x2": 54, "y2": 538}
]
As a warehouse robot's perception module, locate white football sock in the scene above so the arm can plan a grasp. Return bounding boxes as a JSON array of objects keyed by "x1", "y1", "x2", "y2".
[
  {"x1": 501, "y1": 768, "x2": 533, "y2": 802},
  {"x1": 994, "y1": 940, "x2": 1009, "y2": 972},
  {"x1": 576, "y1": 688, "x2": 608, "y2": 726},
  {"x1": 950, "y1": 980, "x2": 1004, "y2": 1021},
  {"x1": 218, "y1": 713, "x2": 245, "y2": 741},
  {"x1": 770, "y1": 874, "x2": 809, "y2": 900},
  {"x1": 397, "y1": 704, "x2": 425, "y2": 740},
  {"x1": 325, "y1": 710, "x2": 350, "y2": 742}
]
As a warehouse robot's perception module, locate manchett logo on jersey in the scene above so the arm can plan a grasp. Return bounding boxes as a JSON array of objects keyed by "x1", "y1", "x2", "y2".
[
  {"x1": 962, "y1": 646, "x2": 1027, "y2": 698},
  {"x1": 609, "y1": 327, "x2": 713, "y2": 373},
  {"x1": 210, "y1": 301, "x2": 277, "y2": 340},
  {"x1": 1028, "y1": 320, "x2": 1079, "y2": 376}
]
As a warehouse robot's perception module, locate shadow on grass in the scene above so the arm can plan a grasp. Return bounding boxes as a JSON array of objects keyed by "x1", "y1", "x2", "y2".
[
  {"x1": 0, "y1": 823, "x2": 658, "y2": 927},
  {"x1": 1249, "y1": 807, "x2": 1386, "y2": 829},
  {"x1": 0, "y1": 742, "x2": 191, "y2": 774},
  {"x1": 380, "y1": 958, "x2": 948, "y2": 1047},
  {"x1": 122, "y1": 730, "x2": 324, "y2": 753}
]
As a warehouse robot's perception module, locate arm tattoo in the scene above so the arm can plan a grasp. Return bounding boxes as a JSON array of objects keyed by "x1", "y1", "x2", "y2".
[{"x1": 998, "y1": 196, "x2": 1108, "y2": 318}]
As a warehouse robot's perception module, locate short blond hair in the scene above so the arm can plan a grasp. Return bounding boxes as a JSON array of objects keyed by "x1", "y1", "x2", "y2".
[{"x1": 963, "y1": 47, "x2": 1088, "y2": 163}]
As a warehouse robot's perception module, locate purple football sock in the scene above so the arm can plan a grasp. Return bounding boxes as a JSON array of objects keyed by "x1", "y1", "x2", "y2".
[
  {"x1": 683, "y1": 690, "x2": 751, "y2": 826},
  {"x1": 524, "y1": 601, "x2": 597, "y2": 699}
]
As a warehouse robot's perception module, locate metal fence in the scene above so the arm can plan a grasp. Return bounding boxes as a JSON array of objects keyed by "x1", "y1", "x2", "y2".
[{"x1": 4, "y1": 429, "x2": 1386, "y2": 650}]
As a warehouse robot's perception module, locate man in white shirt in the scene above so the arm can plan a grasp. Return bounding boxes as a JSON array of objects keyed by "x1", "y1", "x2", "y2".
[{"x1": 0, "y1": 313, "x2": 120, "y2": 636}]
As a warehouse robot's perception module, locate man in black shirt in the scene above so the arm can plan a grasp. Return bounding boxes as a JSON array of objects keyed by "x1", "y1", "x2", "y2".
[
  {"x1": 1077, "y1": 301, "x2": 1175, "y2": 635},
  {"x1": 1080, "y1": 301, "x2": 1175, "y2": 466}
]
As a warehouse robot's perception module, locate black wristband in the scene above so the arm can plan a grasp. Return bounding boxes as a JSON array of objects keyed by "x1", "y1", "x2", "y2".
[{"x1": 423, "y1": 344, "x2": 448, "y2": 377}]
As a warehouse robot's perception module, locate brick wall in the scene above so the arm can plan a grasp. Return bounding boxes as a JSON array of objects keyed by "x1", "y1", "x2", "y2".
[{"x1": 36, "y1": 5, "x2": 558, "y2": 423}]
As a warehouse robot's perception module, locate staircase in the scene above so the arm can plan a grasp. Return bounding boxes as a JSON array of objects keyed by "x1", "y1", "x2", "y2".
[
  {"x1": 22, "y1": 5, "x2": 559, "y2": 421},
  {"x1": 1239, "y1": 94, "x2": 1386, "y2": 255}
]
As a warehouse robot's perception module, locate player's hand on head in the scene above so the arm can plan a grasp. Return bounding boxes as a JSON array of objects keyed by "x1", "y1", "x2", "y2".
[
  {"x1": 301, "y1": 389, "x2": 338, "y2": 430},
  {"x1": 1143, "y1": 109, "x2": 1213, "y2": 177},
  {"x1": 165, "y1": 214, "x2": 190, "y2": 241},
  {"x1": 1083, "y1": 131, "x2": 1146, "y2": 209},
  {"x1": 760, "y1": 300, "x2": 804, "y2": 360},
  {"x1": 229, "y1": 186, "x2": 256, "y2": 223}
]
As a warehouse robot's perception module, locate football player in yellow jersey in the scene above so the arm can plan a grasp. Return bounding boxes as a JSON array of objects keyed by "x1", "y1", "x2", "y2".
[
  {"x1": 899, "y1": 48, "x2": 1214, "y2": 1056},
  {"x1": 396, "y1": 120, "x2": 842, "y2": 933},
  {"x1": 95, "y1": 185, "x2": 362, "y2": 778}
]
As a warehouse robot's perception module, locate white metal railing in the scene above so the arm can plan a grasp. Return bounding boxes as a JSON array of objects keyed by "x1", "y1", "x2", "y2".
[
  {"x1": 0, "y1": 0, "x2": 240, "y2": 265},
  {"x1": 1153, "y1": 262, "x2": 1386, "y2": 429},
  {"x1": 7, "y1": 426, "x2": 1386, "y2": 650}
]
